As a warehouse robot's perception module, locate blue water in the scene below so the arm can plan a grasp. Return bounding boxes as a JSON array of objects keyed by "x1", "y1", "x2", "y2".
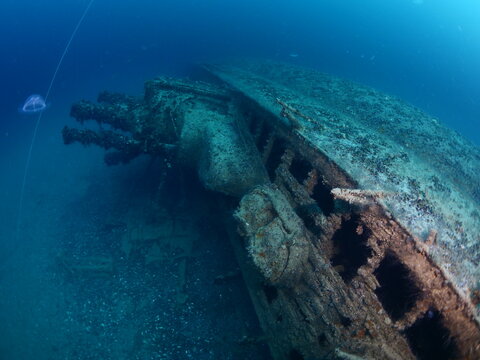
[
  {"x1": 2, "y1": 0, "x2": 479, "y2": 144},
  {"x1": 0, "y1": 0, "x2": 479, "y2": 359}
]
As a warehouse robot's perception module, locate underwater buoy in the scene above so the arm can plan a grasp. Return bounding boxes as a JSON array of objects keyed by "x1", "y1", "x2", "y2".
[{"x1": 15, "y1": 0, "x2": 95, "y2": 242}]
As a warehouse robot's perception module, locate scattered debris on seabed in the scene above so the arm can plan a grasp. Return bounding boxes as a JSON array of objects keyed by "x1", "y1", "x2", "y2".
[{"x1": 51, "y1": 160, "x2": 270, "y2": 359}]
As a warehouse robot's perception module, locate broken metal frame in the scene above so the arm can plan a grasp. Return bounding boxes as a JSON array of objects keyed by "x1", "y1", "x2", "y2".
[
  {"x1": 61, "y1": 64, "x2": 480, "y2": 359},
  {"x1": 231, "y1": 96, "x2": 480, "y2": 358}
]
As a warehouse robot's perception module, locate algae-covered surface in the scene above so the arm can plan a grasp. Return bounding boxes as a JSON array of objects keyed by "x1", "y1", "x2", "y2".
[{"x1": 206, "y1": 59, "x2": 480, "y2": 314}]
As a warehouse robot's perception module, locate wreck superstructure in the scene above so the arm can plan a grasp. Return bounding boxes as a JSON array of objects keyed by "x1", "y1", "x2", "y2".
[{"x1": 63, "y1": 60, "x2": 480, "y2": 359}]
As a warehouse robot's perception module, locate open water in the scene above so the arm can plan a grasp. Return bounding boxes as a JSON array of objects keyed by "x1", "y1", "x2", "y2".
[{"x1": 0, "y1": 1, "x2": 479, "y2": 359}]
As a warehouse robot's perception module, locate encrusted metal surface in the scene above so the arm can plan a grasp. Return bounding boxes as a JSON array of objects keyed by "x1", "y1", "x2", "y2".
[
  {"x1": 62, "y1": 61, "x2": 480, "y2": 359},
  {"x1": 205, "y1": 59, "x2": 480, "y2": 321}
]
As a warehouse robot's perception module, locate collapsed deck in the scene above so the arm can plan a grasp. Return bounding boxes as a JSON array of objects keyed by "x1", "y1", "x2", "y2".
[{"x1": 63, "y1": 60, "x2": 480, "y2": 359}]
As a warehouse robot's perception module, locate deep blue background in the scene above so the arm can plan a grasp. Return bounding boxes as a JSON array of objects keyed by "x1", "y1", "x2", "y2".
[
  {"x1": 0, "y1": 0, "x2": 479, "y2": 142},
  {"x1": 0, "y1": 1, "x2": 479, "y2": 357}
]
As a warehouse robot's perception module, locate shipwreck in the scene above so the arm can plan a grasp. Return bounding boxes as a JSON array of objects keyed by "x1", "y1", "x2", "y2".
[{"x1": 62, "y1": 59, "x2": 480, "y2": 360}]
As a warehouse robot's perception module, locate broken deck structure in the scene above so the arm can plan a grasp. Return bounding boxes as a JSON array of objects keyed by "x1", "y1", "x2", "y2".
[{"x1": 63, "y1": 60, "x2": 480, "y2": 359}]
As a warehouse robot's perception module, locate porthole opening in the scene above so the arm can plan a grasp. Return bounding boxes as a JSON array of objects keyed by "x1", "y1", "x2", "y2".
[
  {"x1": 404, "y1": 309, "x2": 458, "y2": 360},
  {"x1": 330, "y1": 215, "x2": 372, "y2": 282},
  {"x1": 374, "y1": 252, "x2": 421, "y2": 321}
]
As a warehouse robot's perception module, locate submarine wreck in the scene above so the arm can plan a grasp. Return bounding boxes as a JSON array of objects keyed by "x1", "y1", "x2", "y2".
[{"x1": 62, "y1": 59, "x2": 480, "y2": 360}]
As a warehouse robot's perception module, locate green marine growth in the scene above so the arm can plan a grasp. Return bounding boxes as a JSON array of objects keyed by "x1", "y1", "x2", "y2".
[{"x1": 63, "y1": 78, "x2": 268, "y2": 197}]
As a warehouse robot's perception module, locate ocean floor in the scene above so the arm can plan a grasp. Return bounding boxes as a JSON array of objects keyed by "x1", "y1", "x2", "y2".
[{"x1": 0, "y1": 135, "x2": 270, "y2": 359}]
